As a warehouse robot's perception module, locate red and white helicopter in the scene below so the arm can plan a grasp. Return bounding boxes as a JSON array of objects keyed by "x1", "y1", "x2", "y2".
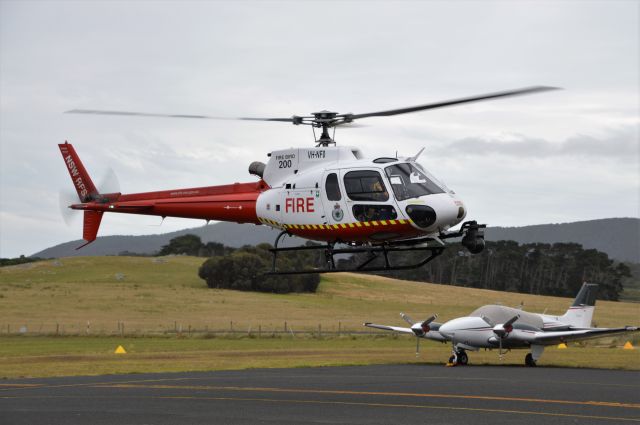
[{"x1": 60, "y1": 86, "x2": 557, "y2": 273}]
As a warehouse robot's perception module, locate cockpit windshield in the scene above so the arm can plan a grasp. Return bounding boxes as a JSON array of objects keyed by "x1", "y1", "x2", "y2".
[{"x1": 385, "y1": 163, "x2": 445, "y2": 201}]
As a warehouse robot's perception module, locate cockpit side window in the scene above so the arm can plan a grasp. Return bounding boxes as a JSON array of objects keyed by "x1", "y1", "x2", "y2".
[
  {"x1": 385, "y1": 163, "x2": 445, "y2": 201},
  {"x1": 326, "y1": 173, "x2": 341, "y2": 201},
  {"x1": 343, "y1": 170, "x2": 389, "y2": 202}
]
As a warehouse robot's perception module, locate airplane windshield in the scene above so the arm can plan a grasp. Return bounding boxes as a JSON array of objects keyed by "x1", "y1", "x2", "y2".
[{"x1": 385, "y1": 163, "x2": 445, "y2": 201}]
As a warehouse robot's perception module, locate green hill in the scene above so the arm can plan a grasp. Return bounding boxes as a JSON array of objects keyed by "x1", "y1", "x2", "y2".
[{"x1": 1, "y1": 256, "x2": 637, "y2": 334}]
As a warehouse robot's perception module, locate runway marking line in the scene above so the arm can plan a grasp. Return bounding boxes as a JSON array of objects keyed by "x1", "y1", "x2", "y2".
[
  {"x1": 0, "y1": 384, "x2": 43, "y2": 388},
  {"x1": 0, "y1": 377, "x2": 205, "y2": 392},
  {"x1": 1, "y1": 394, "x2": 638, "y2": 422},
  {"x1": 99, "y1": 383, "x2": 640, "y2": 410}
]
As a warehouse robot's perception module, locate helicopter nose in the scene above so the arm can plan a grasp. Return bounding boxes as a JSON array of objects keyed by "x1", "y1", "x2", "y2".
[
  {"x1": 453, "y1": 198, "x2": 466, "y2": 223},
  {"x1": 405, "y1": 205, "x2": 437, "y2": 228}
]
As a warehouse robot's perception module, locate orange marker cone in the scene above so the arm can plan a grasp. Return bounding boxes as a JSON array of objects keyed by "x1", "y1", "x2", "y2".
[
  {"x1": 114, "y1": 345, "x2": 127, "y2": 354},
  {"x1": 623, "y1": 341, "x2": 634, "y2": 350},
  {"x1": 557, "y1": 343, "x2": 568, "y2": 349}
]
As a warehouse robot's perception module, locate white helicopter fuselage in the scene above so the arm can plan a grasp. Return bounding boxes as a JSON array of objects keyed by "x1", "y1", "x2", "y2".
[{"x1": 254, "y1": 145, "x2": 466, "y2": 243}]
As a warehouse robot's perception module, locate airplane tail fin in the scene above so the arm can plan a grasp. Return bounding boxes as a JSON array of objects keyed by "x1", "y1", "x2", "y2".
[
  {"x1": 58, "y1": 142, "x2": 99, "y2": 202},
  {"x1": 560, "y1": 283, "x2": 598, "y2": 328}
]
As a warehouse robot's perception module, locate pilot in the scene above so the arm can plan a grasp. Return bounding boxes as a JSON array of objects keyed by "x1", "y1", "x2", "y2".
[{"x1": 370, "y1": 180, "x2": 388, "y2": 201}]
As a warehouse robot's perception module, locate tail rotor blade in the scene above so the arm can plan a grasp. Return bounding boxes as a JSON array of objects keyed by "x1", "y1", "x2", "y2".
[
  {"x1": 59, "y1": 190, "x2": 79, "y2": 226},
  {"x1": 99, "y1": 167, "x2": 120, "y2": 194}
]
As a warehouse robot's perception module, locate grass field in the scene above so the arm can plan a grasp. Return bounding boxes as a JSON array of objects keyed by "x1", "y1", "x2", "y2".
[{"x1": 1, "y1": 256, "x2": 638, "y2": 378}]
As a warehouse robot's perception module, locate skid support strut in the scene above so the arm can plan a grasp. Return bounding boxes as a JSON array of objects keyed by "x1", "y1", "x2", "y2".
[{"x1": 267, "y1": 231, "x2": 445, "y2": 275}]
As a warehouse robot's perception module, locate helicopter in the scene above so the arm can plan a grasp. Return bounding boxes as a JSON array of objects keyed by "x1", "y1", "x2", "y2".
[{"x1": 60, "y1": 86, "x2": 558, "y2": 274}]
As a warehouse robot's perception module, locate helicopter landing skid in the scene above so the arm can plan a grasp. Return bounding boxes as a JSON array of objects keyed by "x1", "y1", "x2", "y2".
[{"x1": 266, "y1": 232, "x2": 446, "y2": 275}]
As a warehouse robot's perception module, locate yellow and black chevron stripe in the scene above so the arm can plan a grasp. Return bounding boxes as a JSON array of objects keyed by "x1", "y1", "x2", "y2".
[{"x1": 258, "y1": 217, "x2": 413, "y2": 230}]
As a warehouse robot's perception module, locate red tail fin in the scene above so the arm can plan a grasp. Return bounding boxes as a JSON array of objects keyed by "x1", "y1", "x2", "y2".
[
  {"x1": 76, "y1": 210, "x2": 104, "y2": 250},
  {"x1": 59, "y1": 142, "x2": 99, "y2": 202}
]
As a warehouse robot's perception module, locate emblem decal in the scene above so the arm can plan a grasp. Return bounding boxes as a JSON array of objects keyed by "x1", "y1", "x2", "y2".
[{"x1": 332, "y1": 203, "x2": 344, "y2": 222}]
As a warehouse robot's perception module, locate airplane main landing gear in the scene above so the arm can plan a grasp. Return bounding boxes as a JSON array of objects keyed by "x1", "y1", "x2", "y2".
[
  {"x1": 448, "y1": 349, "x2": 468, "y2": 366},
  {"x1": 525, "y1": 353, "x2": 537, "y2": 367}
]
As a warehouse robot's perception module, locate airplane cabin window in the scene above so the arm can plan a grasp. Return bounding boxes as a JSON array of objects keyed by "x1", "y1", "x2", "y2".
[
  {"x1": 352, "y1": 205, "x2": 397, "y2": 222},
  {"x1": 326, "y1": 173, "x2": 341, "y2": 201},
  {"x1": 343, "y1": 170, "x2": 389, "y2": 202}
]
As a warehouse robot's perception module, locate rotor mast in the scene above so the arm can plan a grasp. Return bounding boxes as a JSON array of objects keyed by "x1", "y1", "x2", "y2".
[{"x1": 310, "y1": 111, "x2": 340, "y2": 147}]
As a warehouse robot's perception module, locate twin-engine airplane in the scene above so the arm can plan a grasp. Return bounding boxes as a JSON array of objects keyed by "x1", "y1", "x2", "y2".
[
  {"x1": 365, "y1": 283, "x2": 639, "y2": 367},
  {"x1": 61, "y1": 86, "x2": 557, "y2": 274}
]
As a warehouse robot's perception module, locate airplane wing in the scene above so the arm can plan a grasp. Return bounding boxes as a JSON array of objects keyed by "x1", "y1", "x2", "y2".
[
  {"x1": 364, "y1": 323, "x2": 415, "y2": 334},
  {"x1": 532, "y1": 326, "x2": 638, "y2": 345}
]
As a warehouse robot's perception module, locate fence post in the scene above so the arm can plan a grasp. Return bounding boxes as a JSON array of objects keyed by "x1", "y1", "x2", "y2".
[
  {"x1": 338, "y1": 321, "x2": 341, "y2": 336},
  {"x1": 55, "y1": 323, "x2": 59, "y2": 336},
  {"x1": 318, "y1": 324, "x2": 322, "y2": 338},
  {"x1": 258, "y1": 325, "x2": 261, "y2": 338},
  {"x1": 284, "y1": 321, "x2": 287, "y2": 333}
]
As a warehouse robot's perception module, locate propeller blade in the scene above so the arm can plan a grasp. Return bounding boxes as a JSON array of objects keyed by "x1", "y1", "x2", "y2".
[
  {"x1": 504, "y1": 314, "x2": 520, "y2": 328},
  {"x1": 66, "y1": 109, "x2": 297, "y2": 123},
  {"x1": 343, "y1": 86, "x2": 561, "y2": 120},
  {"x1": 421, "y1": 314, "x2": 438, "y2": 326},
  {"x1": 481, "y1": 315, "x2": 494, "y2": 327},
  {"x1": 400, "y1": 312, "x2": 415, "y2": 325}
]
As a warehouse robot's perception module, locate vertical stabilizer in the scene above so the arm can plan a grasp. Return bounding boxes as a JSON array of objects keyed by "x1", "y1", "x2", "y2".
[
  {"x1": 560, "y1": 283, "x2": 598, "y2": 328},
  {"x1": 59, "y1": 142, "x2": 99, "y2": 202}
]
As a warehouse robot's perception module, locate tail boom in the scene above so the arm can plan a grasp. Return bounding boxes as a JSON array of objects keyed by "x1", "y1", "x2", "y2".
[
  {"x1": 71, "y1": 181, "x2": 267, "y2": 224},
  {"x1": 60, "y1": 142, "x2": 268, "y2": 249}
]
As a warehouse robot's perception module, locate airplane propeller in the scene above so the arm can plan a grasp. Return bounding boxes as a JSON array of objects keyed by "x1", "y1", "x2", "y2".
[
  {"x1": 483, "y1": 314, "x2": 520, "y2": 360},
  {"x1": 401, "y1": 312, "x2": 438, "y2": 357},
  {"x1": 66, "y1": 86, "x2": 560, "y2": 147}
]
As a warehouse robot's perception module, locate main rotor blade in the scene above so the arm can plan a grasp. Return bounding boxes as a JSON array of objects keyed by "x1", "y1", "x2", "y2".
[
  {"x1": 343, "y1": 86, "x2": 560, "y2": 120},
  {"x1": 66, "y1": 109, "x2": 297, "y2": 123}
]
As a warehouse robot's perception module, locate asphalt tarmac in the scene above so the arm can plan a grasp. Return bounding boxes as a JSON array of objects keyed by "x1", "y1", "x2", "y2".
[{"x1": 1, "y1": 365, "x2": 638, "y2": 424}]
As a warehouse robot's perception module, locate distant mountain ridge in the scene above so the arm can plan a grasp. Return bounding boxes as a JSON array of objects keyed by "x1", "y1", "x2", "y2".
[
  {"x1": 485, "y1": 218, "x2": 639, "y2": 263},
  {"x1": 32, "y1": 217, "x2": 639, "y2": 263}
]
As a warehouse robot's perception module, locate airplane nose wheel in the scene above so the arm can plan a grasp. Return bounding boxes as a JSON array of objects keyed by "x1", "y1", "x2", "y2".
[{"x1": 525, "y1": 353, "x2": 537, "y2": 367}]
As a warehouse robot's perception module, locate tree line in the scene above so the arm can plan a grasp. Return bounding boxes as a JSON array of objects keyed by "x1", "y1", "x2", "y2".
[
  {"x1": 363, "y1": 241, "x2": 629, "y2": 301},
  {"x1": 158, "y1": 235, "x2": 630, "y2": 300}
]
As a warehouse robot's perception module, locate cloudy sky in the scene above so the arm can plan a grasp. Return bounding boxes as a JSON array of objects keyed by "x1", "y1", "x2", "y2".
[{"x1": 0, "y1": 1, "x2": 638, "y2": 258}]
